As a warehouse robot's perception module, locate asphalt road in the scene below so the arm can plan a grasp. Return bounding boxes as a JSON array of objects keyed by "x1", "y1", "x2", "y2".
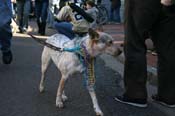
[{"x1": 0, "y1": 35, "x2": 174, "y2": 116}]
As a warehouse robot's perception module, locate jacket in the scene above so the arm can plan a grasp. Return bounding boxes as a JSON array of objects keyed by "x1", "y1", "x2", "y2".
[{"x1": 56, "y1": 5, "x2": 90, "y2": 33}]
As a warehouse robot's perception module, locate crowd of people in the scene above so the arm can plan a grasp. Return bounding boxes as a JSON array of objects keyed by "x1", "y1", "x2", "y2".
[
  {"x1": 0, "y1": 0, "x2": 175, "y2": 111},
  {"x1": 10, "y1": 0, "x2": 122, "y2": 34},
  {"x1": 1, "y1": 0, "x2": 108, "y2": 64}
]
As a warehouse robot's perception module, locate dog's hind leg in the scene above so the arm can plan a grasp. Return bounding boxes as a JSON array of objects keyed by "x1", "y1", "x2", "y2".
[
  {"x1": 88, "y1": 88, "x2": 103, "y2": 116},
  {"x1": 39, "y1": 47, "x2": 51, "y2": 93}
]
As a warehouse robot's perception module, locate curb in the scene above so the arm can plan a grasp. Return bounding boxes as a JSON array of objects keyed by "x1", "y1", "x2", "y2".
[{"x1": 116, "y1": 53, "x2": 158, "y2": 86}]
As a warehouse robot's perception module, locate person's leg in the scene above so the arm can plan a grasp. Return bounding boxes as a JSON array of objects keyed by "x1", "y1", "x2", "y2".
[
  {"x1": 151, "y1": 9, "x2": 175, "y2": 107},
  {"x1": 115, "y1": 0, "x2": 161, "y2": 107},
  {"x1": 47, "y1": 8, "x2": 53, "y2": 28},
  {"x1": 110, "y1": 7, "x2": 114, "y2": 21},
  {"x1": 35, "y1": 1, "x2": 42, "y2": 34},
  {"x1": 40, "y1": 1, "x2": 49, "y2": 35},
  {"x1": 23, "y1": 1, "x2": 31, "y2": 29},
  {"x1": 114, "y1": 6, "x2": 121, "y2": 23},
  {"x1": 47, "y1": 3, "x2": 55, "y2": 28},
  {"x1": 0, "y1": 20, "x2": 13, "y2": 64},
  {"x1": 16, "y1": 1, "x2": 24, "y2": 32},
  {"x1": 54, "y1": 22, "x2": 75, "y2": 39}
]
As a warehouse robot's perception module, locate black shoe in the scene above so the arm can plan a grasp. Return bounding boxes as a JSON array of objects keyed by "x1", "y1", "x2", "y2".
[
  {"x1": 2, "y1": 51, "x2": 13, "y2": 64},
  {"x1": 40, "y1": 22, "x2": 46, "y2": 35},
  {"x1": 115, "y1": 95, "x2": 147, "y2": 108},
  {"x1": 152, "y1": 95, "x2": 175, "y2": 108}
]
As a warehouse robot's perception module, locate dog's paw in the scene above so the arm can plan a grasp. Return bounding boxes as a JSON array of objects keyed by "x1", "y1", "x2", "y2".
[
  {"x1": 96, "y1": 112, "x2": 103, "y2": 116},
  {"x1": 95, "y1": 108, "x2": 103, "y2": 116},
  {"x1": 56, "y1": 97, "x2": 64, "y2": 108},
  {"x1": 62, "y1": 95, "x2": 68, "y2": 102},
  {"x1": 39, "y1": 85, "x2": 44, "y2": 93},
  {"x1": 56, "y1": 101, "x2": 64, "y2": 108}
]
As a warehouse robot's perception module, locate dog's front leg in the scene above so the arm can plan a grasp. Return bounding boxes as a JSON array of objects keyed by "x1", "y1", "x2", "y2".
[
  {"x1": 56, "y1": 77, "x2": 66, "y2": 108},
  {"x1": 88, "y1": 88, "x2": 103, "y2": 116}
]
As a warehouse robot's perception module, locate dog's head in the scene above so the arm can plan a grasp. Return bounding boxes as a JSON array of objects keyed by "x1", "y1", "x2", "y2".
[{"x1": 86, "y1": 28, "x2": 122, "y2": 57}]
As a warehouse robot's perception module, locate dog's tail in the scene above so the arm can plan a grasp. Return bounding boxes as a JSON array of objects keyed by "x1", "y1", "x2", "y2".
[{"x1": 28, "y1": 33, "x2": 62, "y2": 51}]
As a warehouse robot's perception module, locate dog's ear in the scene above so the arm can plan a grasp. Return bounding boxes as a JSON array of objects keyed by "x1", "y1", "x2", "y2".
[{"x1": 88, "y1": 28, "x2": 99, "y2": 40}]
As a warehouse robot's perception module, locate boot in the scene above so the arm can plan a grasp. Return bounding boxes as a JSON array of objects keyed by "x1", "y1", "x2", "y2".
[
  {"x1": 40, "y1": 22, "x2": 46, "y2": 35},
  {"x1": 2, "y1": 50, "x2": 13, "y2": 64},
  {"x1": 37, "y1": 20, "x2": 41, "y2": 34}
]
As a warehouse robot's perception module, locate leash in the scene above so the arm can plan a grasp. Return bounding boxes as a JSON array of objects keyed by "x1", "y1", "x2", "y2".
[
  {"x1": 12, "y1": 18, "x2": 62, "y2": 51},
  {"x1": 27, "y1": 33, "x2": 62, "y2": 51}
]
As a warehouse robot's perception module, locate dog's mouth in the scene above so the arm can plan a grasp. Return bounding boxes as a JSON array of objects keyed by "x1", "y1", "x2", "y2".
[{"x1": 117, "y1": 48, "x2": 122, "y2": 56}]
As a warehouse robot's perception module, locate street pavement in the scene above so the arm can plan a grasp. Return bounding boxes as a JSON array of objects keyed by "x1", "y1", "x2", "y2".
[{"x1": 0, "y1": 21, "x2": 174, "y2": 116}]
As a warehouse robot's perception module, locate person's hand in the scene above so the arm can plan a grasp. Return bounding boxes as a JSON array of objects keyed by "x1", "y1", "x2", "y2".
[{"x1": 161, "y1": 0, "x2": 172, "y2": 6}]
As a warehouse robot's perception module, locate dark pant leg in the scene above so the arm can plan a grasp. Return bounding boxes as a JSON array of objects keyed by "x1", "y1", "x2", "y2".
[
  {"x1": 114, "y1": 6, "x2": 121, "y2": 22},
  {"x1": 152, "y1": 12, "x2": 175, "y2": 103},
  {"x1": 123, "y1": 0, "x2": 161, "y2": 99},
  {"x1": 35, "y1": 2, "x2": 42, "y2": 32},
  {"x1": 0, "y1": 20, "x2": 12, "y2": 52},
  {"x1": 35, "y1": 1, "x2": 42, "y2": 23},
  {"x1": 23, "y1": 1, "x2": 30, "y2": 29},
  {"x1": 40, "y1": 1, "x2": 49, "y2": 35},
  {"x1": 17, "y1": 1, "x2": 24, "y2": 28},
  {"x1": 110, "y1": 7, "x2": 114, "y2": 21},
  {"x1": 41, "y1": 1, "x2": 49, "y2": 23}
]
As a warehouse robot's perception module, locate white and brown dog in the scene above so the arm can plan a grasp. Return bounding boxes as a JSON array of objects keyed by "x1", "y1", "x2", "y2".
[{"x1": 39, "y1": 28, "x2": 122, "y2": 116}]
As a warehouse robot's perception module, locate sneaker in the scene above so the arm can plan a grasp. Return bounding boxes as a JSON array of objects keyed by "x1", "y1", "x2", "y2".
[
  {"x1": 114, "y1": 95, "x2": 147, "y2": 108},
  {"x1": 2, "y1": 50, "x2": 13, "y2": 64},
  {"x1": 152, "y1": 95, "x2": 175, "y2": 108}
]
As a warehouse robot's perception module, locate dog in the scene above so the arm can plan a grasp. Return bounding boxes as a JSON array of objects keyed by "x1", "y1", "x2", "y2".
[{"x1": 39, "y1": 28, "x2": 122, "y2": 116}]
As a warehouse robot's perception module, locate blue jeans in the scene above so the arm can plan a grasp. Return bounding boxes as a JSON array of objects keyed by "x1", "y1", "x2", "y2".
[
  {"x1": 47, "y1": 8, "x2": 54, "y2": 28},
  {"x1": 54, "y1": 21, "x2": 75, "y2": 39},
  {"x1": 17, "y1": 0, "x2": 30, "y2": 29},
  {"x1": 110, "y1": 6, "x2": 121, "y2": 23},
  {"x1": 35, "y1": 1, "x2": 49, "y2": 23},
  {"x1": 0, "y1": 20, "x2": 12, "y2": 52}
]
